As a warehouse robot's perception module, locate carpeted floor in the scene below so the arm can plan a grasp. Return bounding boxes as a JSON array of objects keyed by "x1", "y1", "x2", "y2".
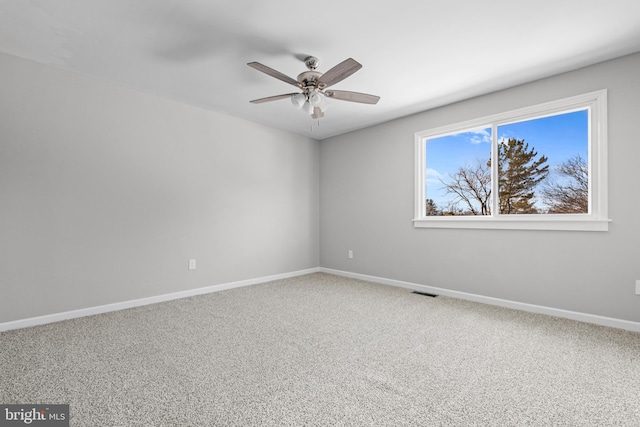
[{"x1": 1, "y1": 273, "x2": 639, "y2": 426}]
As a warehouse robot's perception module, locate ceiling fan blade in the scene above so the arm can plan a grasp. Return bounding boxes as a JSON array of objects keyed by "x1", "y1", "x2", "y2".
[
  {"x1": 317, "y1": 58, "x2": 362, "y2": 88},
  {"x1": 325, "y1": 90, "x2": 380, "y2": 104},
  {"x1": 247, "y1": 62, "x2": 300, "y2": 87},
  {"x1": 250, "y1": 93, "x2": 299, "y2": 104}
]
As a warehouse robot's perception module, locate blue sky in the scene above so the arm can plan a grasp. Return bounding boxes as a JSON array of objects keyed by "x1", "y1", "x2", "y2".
[{"x1": 425, "y1": 109, "x2": 589, "y2": 210}]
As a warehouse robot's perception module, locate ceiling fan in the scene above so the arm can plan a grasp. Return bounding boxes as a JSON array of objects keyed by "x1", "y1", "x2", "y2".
[{"x1": 247, "y1": 56, "x2": 380, "y2": 119}]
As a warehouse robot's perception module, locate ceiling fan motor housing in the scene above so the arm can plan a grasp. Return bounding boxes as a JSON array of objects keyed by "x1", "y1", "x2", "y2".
[{"x1": 297, "y1": 71, "x2": 323, "y2": 91}]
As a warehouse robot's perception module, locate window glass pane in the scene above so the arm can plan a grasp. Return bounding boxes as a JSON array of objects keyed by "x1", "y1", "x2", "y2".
[
  {"x1": 425, "y1": 128, "x2": 492, "y2": 216},
  {"x1": 496, "y1": 110, "x2": 588, "y2": 214}
]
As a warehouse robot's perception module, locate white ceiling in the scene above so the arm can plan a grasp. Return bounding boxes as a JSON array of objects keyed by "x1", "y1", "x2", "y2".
[{"x1": 2, "y1": 0, "x2": 640, "y2": 140}]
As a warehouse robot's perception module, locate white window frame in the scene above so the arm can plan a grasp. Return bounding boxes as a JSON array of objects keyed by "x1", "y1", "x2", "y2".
[{"x1": 413, "y1": 90, "x2": 610, "y2": 231}]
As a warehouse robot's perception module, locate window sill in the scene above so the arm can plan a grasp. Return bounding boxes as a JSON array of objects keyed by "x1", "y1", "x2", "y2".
[{"x1": 412, "y1": 216, "x2": 611, "y2": 231}]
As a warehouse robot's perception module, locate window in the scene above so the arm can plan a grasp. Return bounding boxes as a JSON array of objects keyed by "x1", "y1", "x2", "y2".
[{"x1": 414, "y1": 90, "x2": 609, "y2": 231}]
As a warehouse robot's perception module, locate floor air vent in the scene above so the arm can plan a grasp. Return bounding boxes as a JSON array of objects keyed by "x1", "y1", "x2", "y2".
[{"x1": 412, "y1": 291, "x2": 439, "y2": 298}]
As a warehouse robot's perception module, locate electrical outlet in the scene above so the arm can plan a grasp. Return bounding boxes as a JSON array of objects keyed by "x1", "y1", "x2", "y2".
[
  {"x1": 636, "y1": 280, "x2": 640, "y2": 295},
  {"x1": 348, "y1": 250, "x2": 353, "y2": 259},
  {"x1": 188, "y1": 259, "x2": 196, "y2": 270}
]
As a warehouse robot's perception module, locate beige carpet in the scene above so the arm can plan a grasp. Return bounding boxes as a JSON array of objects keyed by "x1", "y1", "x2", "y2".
[{"x1": 1, "y1": 273, "x2": 639, "y2": 426}]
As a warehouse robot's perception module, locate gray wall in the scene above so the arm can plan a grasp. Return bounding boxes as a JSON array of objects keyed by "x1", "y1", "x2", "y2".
[
  {"x1": 320, "y1": 52, "x2": 640, "y2": 323},
  {"x1": 0, "y1": 53, "x2": 319, "y2": 323},
  {"x1": 2, "y1": 50, "x2": 639, "y2": 326}
]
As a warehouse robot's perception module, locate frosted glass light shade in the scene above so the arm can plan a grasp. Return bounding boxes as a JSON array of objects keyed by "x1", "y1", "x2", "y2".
[
  {"x1": 302, "y1": 100, "x2": 314, "y2": 115},
  {"x1": 291, "y1": 93, "x2": 306, "y2": 109},
  {"x1": 318, "y1": 100, "x2": 328, "y2": 112},
  {"x1": 309, "y1": 92, "x2": 323, "y2": 107}
]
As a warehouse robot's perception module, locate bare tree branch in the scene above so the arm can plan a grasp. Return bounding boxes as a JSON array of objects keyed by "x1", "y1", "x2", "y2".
[
  {"x1": 541, "y1": 155, "x2": 588, "y2": 213},
  {"x1": 439, "y1": 159, "x2": 491, "y2": 215}
]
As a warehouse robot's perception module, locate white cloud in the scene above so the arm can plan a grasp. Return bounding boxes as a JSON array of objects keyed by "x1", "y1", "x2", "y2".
[
  {"x1": 426, "y1": 168, "x2": 443, "y2": 179},
  {"x1": 498, "y1": 131, "x2": 513, "y2": 144},
  {"x1": 469, "y1": 129, "x2": 491, "y2": 144},
  {"x1": 425, "y1": 168, "x2": 444, "y2": 185}
]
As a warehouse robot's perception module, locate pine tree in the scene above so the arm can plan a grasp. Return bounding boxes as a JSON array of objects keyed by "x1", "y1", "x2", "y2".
[
  {"x1": 491, "y1": 139, "x2": 549, "y2": 214},
  {"x1": 425, "y1": 198, "x2": 440, "y2": 216}
]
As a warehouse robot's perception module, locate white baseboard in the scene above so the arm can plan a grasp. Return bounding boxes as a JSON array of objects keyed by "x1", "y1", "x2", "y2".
[
  {"x1": 0, "y1": 267, "x2": 320, "y2": 332},
  {"x1": 4, "y1": 267, "x2": 638, "y2": 334},
  {"x1": 320, "y1": 268, "x2": 640, "y2": 333}
]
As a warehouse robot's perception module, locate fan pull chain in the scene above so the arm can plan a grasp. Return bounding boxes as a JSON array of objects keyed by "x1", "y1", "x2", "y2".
[{"x1": 309, "y1": 118, "x2": 321, "y2": 133}]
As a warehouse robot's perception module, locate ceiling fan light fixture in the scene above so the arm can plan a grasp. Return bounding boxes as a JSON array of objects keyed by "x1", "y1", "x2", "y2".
[
  {"x1": 318, "y1": 100, "x2": 328, "y2": 113},
  {"x1": 302, "y1": 100, "x2": 314, "y2": 115},
  {"x1": 291, "y1": 93, "x2": 306, "y2": 109},
  {"x1": 308, "y1": 91, "x2": 323, "y2": 107}
]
